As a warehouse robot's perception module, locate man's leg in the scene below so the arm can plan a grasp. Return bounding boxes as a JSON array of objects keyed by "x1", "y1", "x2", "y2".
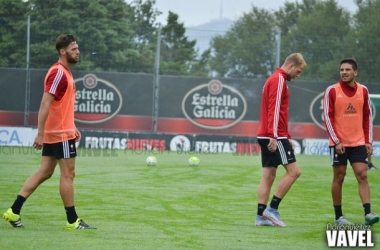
[
  {"x1": 58, "y1": 157, "x2": 76, "y2": 207},
  {"x1": 332, "y1": 165, "x2": 353, "y2": 224},
  {"x1": 332, "y1": 165, "x2": 346, "y2": 208},
  {"x1": 20, "y1": 156, "x2": 57, "y2": 199},
  {"x1": 265, "y1": 162, "x2": 301, "y2": 226},
  {"x1": 257, "y1": 167, "x2": 277, "y2": 205},
  {"x1": 255, "y1": 167, "x2": 276, "y2": 226},
  {"x1": 58, "y1": 158, "x2": 78, "y2": 225},
  {"x1": 262, "y1": 162, "x2": 301, "y2": 227},
  {"x1": 59, "y1": 157, "x2": 96, "y2": 229},
  {"x1": 273, "y1": 162, "x2": 301, "y2": 199},
  {"x1": 352, "y1": 162, "x2": 370, "y2": 204},
  {"x1": 352, "y1": 162, "x2": 379, "y2": 225},
  {"x1": 3, "y1": 156, "x2": 57, "y2": 227}
]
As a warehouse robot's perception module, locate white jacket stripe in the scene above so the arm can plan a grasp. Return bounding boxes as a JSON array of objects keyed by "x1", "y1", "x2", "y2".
[
  {"x1": 273, "y1": 73, "x2": 284, "y2": 138},
  {"x1": 323, "y1": 86, "x2": 340, "y2": 144}
]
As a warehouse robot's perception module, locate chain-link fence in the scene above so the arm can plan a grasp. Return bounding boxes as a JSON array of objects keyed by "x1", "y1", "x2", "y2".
[{"x1": 1, "y1": 16, "x2": 380, "y2": 82}]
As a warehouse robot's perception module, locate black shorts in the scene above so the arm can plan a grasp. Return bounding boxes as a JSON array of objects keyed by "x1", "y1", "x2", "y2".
[
  {"x1": 258, "y1": 139, "x2": 296, "y2": 168},
  {"x1": 42, "y1": 139, "x2": 77, "y2": 159},
  {"x1": 329, "y1": 145, "x2": 368, "y2": 166}
]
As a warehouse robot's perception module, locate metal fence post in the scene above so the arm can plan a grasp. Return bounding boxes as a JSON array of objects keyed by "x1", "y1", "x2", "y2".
[
  {"x1": 152, "y1": 25, "x2": 161, "y2": 133},
  {"x1": 275, "y1": 29, "x2": 281, "y2": 68},
  {"x1": 24, "y1": 15, "x2": 31, "y2": 127}
]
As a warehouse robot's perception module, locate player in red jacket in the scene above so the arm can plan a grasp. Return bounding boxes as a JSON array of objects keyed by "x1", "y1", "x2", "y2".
[{"x1": 255, "y1": 53, "x2": 307, "y2": 227}]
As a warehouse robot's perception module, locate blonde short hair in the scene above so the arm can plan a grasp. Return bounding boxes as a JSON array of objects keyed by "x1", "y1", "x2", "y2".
[{"x1": 284, "y1": 53, "x2": 307, "y2": 69}]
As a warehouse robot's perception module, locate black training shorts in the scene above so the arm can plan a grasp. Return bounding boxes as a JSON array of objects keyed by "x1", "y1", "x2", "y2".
[
  {"x1": 42, "y1": 139, "x2": 77, "y2": 159},
  {"x1": 329, "y1": 145, "x2": 368, "y2": 166},
  {"x1": 258, "y1": 138, "x2": 296, "y2": 168}
]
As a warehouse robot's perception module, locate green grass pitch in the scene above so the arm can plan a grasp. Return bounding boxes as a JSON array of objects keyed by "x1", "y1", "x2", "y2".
[{"x1": 0, "y1": 147, "x2": 379, "y2": 250}]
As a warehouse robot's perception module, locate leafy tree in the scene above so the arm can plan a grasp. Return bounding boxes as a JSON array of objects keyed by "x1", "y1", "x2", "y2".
[
  {"x1": 353, "y1": 0, "x2": 380, "y2": 82},
  {"x1": 25, "y1": 0, "x2": 138, "y2": 71},
  {"x1": 208, "y1": 0, "x2": 352, "y2": 80},
  {"x1": 189, "y1": 48, "x2": 212, "y2": 77},
  {"x1": 2, "y1": 0, "x2": 380, "y2": 82},
  {"x1": 209, "y1": 6, "x2": 277, "y2": 78},
  {"x1": 0, "y1": 0, "x2": 30, "y2": 67},
  {"x1": 129, "y1": 0, "x2": 160, "y2": 44},
  {"x1": 276, "y1": 0, "x2": 351, "y2": 80},
  {"x1": 0, "y1": 0, "x2": 162, "y2": 72},
  {"x1": 159, "y1": 11, "x2": 197, "y2": 75},
  {"x1": 128, "y1": 0, "x2": 161, "y2": 73}
]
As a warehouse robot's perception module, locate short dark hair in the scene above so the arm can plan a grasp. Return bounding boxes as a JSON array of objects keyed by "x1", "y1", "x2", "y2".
[
  {"x1": 340, "y1": 58, "x2": 358, "y2": 71},
  {"x1": 55, "y1": 34, "x2": 77, "y2": 52}
]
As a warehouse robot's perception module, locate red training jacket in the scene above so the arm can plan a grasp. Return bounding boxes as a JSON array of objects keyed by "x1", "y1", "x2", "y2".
[{"x1": 257, "y1": 68, "x2": 291, "y2": 139}]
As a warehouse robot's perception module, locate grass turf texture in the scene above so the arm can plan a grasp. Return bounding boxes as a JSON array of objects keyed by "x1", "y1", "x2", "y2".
[{"x1": 0, "y1": 147, "x2": 379, "y2": 250}]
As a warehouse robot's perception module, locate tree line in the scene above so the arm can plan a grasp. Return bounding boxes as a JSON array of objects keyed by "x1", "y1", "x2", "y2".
[{"x1": 1, "y1": 0, "x2": 380, "y2": 82}]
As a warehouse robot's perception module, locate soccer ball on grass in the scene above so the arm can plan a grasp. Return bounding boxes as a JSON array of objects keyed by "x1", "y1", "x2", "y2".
[
  {"x1": 146, "y1": 156, "x2": 157, "y2": 166},
  {"x1": 188, "y1": 156, "x2": 200, "y2": 167}
]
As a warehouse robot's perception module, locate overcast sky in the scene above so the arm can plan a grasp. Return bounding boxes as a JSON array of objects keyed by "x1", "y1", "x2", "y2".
[{"x1": 127, "y1": 0, "x2": 358, "y2": 27}]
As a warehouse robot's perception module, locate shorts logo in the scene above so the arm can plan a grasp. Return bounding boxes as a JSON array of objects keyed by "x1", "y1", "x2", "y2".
[
  {"x1": 70, "y1": 143, "x2": 76, "y2": 154},
  {"x1": 287, "y1": 150, "x2": 294, "y2": 161}
]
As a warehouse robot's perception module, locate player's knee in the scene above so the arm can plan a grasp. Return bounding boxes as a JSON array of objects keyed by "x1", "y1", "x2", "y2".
[
  {"x1": 290, "y1": 170, "x2": 301, "y2": 180},
  {"x1": 334, "y1": 173, "x2": 345, "y2": 184},
  {"x1": 262, "y1": 167, "x2": 276, "y2": 179},
  {"x1": 69, "y1": 170, "x2": 76, "y2": 179},
  {"x1": 286, "y1": 163, "x2": 301, "y2": 179},
  {"x1": 269, "y1": 172, "x2": 277, "y2": 181},
  {"x1": 63, "y1": 169, "x2": 76, "y2": 180},
  {"x1": 42, "y1": 173, "x2": 53, "y2": 180},
  {"x1": 337, "y1": 171, "x2": 346, "y2": 179},
  {"x1": 37, "y1": 170, "x2": 54, "y2": 180},
  {"x1": 356, "y1": 171, "x2": 368, "y2": 183},
  {"x1": 294, "y1": 170, "x2": 301, "y2": 179}
]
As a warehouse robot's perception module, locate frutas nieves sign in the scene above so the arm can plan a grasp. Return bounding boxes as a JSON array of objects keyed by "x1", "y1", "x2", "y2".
[{"x1": 182, "y1": 80, "x2": 247, "y2": 129}]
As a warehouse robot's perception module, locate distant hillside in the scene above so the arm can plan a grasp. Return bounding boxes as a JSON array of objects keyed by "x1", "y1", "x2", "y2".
[{"x1": 185, "y1": 18, "x2": 234, "y2": 54}]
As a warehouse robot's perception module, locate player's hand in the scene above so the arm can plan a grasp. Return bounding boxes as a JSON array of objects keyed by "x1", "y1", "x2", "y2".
[
  {"x1": 289, "y1": 139, "x2": 295, "y2": 149},
  {"x1": 365, "y1": 143, "x2": 373, "y2": 156},
  {"x1": 75, "y1": 128, "x2": 81, "y2": 142},
  {"x1": 268, "y1": 138, "x2": 278, "y2": 152},
  {"x1": 33, "y1": 134, "x2": 43, "y2": 150},
  {"x1": 335, "y1": 143, "x2": 345, "y2": 155}
]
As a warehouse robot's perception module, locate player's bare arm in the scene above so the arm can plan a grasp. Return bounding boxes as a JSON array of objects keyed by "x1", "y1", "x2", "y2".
[
  {"x1": 33, "y1": 93, "x2": 55, "y2": 150},
  {"x1": 75, "y1": 127, "x2": 81, "y2": 142}
]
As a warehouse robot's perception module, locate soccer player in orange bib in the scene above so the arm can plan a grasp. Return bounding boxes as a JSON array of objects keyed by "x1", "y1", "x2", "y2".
[
  {"x1": 323, "y1": 58, "x2": 379, "y2": 225},
  {"x1": 3, "y1": 34, "x2": 96, "y2": 229}
]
